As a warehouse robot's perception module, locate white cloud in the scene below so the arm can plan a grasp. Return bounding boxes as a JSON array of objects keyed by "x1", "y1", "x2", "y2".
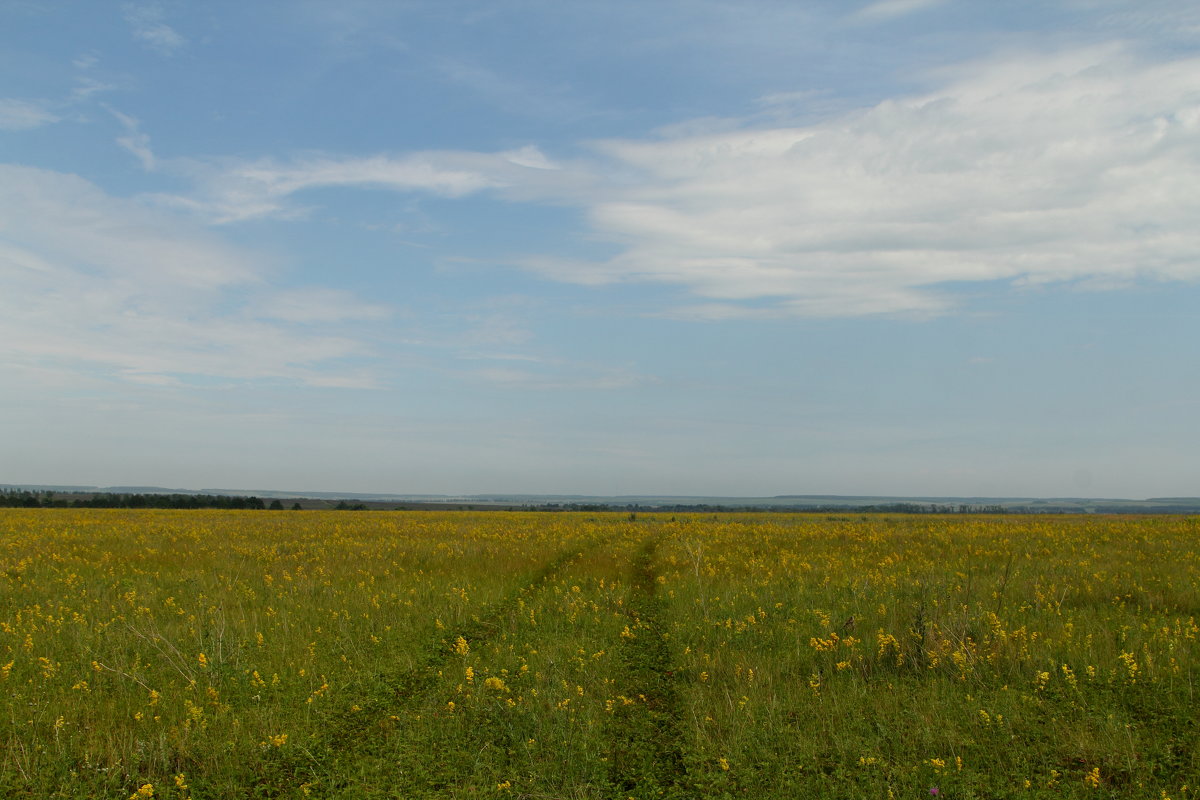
[
  {"x1": 229, "y1": 156, "x2": 494, "y2": 198},
  {"x1": 160, "y1": 147, "x2": 561, "y2": 223},
  {"x1": 70, "y1": 77, "x2": 117, "y2": 103},
  {"x1": 73, "y1": 53, "x2": 100, "y2": 71},
  {"x1": 0, "y1": 98, "x2": 59, "y2": 131},
  {"x1": 853, "y1": 0, "x2": 948, "y2": 23},
  {"x1": 0, "y1": 165, "x2": 382, "y2": 387},
  {"x1": 108, "y1": 107, "x2": 156, "y2": 170},
  {"x1": 518, "y1": 45, "x2": 1200, "y2": 316},
  {"x1": 123, "y1": 2, "x2": 186, "y2": 56},
  {"x1": 500, "y1": 145, "x2": 560, "y2": 171}
]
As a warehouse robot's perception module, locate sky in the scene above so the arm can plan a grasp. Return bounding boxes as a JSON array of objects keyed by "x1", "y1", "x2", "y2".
[{"x1": 2, "y1": 0, "x2": 1199, "y2": 498}]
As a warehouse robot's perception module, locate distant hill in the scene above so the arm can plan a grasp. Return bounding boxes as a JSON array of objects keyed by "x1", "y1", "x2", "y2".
[{"x1": 3, "y1": 485, "x2": 1199, "y2": 513}]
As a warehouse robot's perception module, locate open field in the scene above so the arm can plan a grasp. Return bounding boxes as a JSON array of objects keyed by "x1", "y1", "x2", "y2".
[{"x1": 1, "y1": 509, "x2": 1198, "y2": 799}]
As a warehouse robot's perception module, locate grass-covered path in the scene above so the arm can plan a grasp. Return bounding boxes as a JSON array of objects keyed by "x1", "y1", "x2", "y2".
[{"x1": 605, "y1": 534, "x2": 690, "y2": 798}]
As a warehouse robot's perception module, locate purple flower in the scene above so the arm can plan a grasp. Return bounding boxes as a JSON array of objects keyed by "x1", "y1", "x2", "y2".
[{"x1": 929, "y1": 788, "x2": 940, "y2": 797}]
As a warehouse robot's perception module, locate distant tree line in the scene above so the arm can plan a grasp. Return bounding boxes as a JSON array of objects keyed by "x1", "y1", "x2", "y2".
[{"x1": 0, "y1": 490, "x2": 300, "y2": 510}]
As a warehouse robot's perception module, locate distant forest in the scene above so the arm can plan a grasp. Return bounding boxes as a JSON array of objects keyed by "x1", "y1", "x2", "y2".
[{"x1": 0, "y1": 490, "x2": 294, "y2": 510}]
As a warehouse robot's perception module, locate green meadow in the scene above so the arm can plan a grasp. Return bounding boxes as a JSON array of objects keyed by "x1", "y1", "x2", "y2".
[{"x1": 1, "y1": 509, "x2": 1197, "y2": 798}]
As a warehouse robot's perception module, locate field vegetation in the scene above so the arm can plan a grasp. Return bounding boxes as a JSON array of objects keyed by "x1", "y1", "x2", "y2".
[{"x1": 1, "y1": 509, "x2": 1197, "y2": 798}]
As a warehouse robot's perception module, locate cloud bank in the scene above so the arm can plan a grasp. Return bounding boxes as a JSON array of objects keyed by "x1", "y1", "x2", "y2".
[{"x1": 547, "y1": 46, "x2": 1200, "y2": 317}]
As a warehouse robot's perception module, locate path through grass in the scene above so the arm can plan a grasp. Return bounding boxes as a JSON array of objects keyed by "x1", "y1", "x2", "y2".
[{"x1": 606, "y1": 534, "x2": 689, "y2": 798}]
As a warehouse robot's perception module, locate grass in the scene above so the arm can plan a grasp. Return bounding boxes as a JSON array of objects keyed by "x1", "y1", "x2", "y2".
[{"x1": 1, "y1": 509, "x2": 1197, "y2": 798}]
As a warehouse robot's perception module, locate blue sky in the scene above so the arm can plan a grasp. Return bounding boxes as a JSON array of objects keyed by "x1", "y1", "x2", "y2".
[{"x1": 3, "y1": 0, "x2": 1199, "y2": 497}]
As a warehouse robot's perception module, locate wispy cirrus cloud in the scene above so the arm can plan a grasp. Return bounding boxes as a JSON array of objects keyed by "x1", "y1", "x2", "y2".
[
  {"x1": 156, "y1": 146, "x2": 565, "y2": 223},
  {"x1": 123, "y1": 2, "x2": 186, "y2": 56},
  {"x1": 852, "y1": 0, "x2": 949, "y2": 23},
  {"x1": 0, "y1": 98, "x2": 60, "y2": 131},
  {"x1": 0, "y1": 54, "x2": 116, "y2": 133},
  {"x1": 108, "y1": 107, "x2": 157, "y2": 170}
]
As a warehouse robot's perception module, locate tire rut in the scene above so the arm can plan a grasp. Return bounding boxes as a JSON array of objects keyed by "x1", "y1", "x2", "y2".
[{"x1": 606, "y1": 534, "x2": 691, "y2": 798}]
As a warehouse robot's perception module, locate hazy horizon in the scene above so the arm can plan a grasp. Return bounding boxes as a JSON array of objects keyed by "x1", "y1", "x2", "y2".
[{"x1": 5, "y1": 481, "x2": 1198, "y2": 506}]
